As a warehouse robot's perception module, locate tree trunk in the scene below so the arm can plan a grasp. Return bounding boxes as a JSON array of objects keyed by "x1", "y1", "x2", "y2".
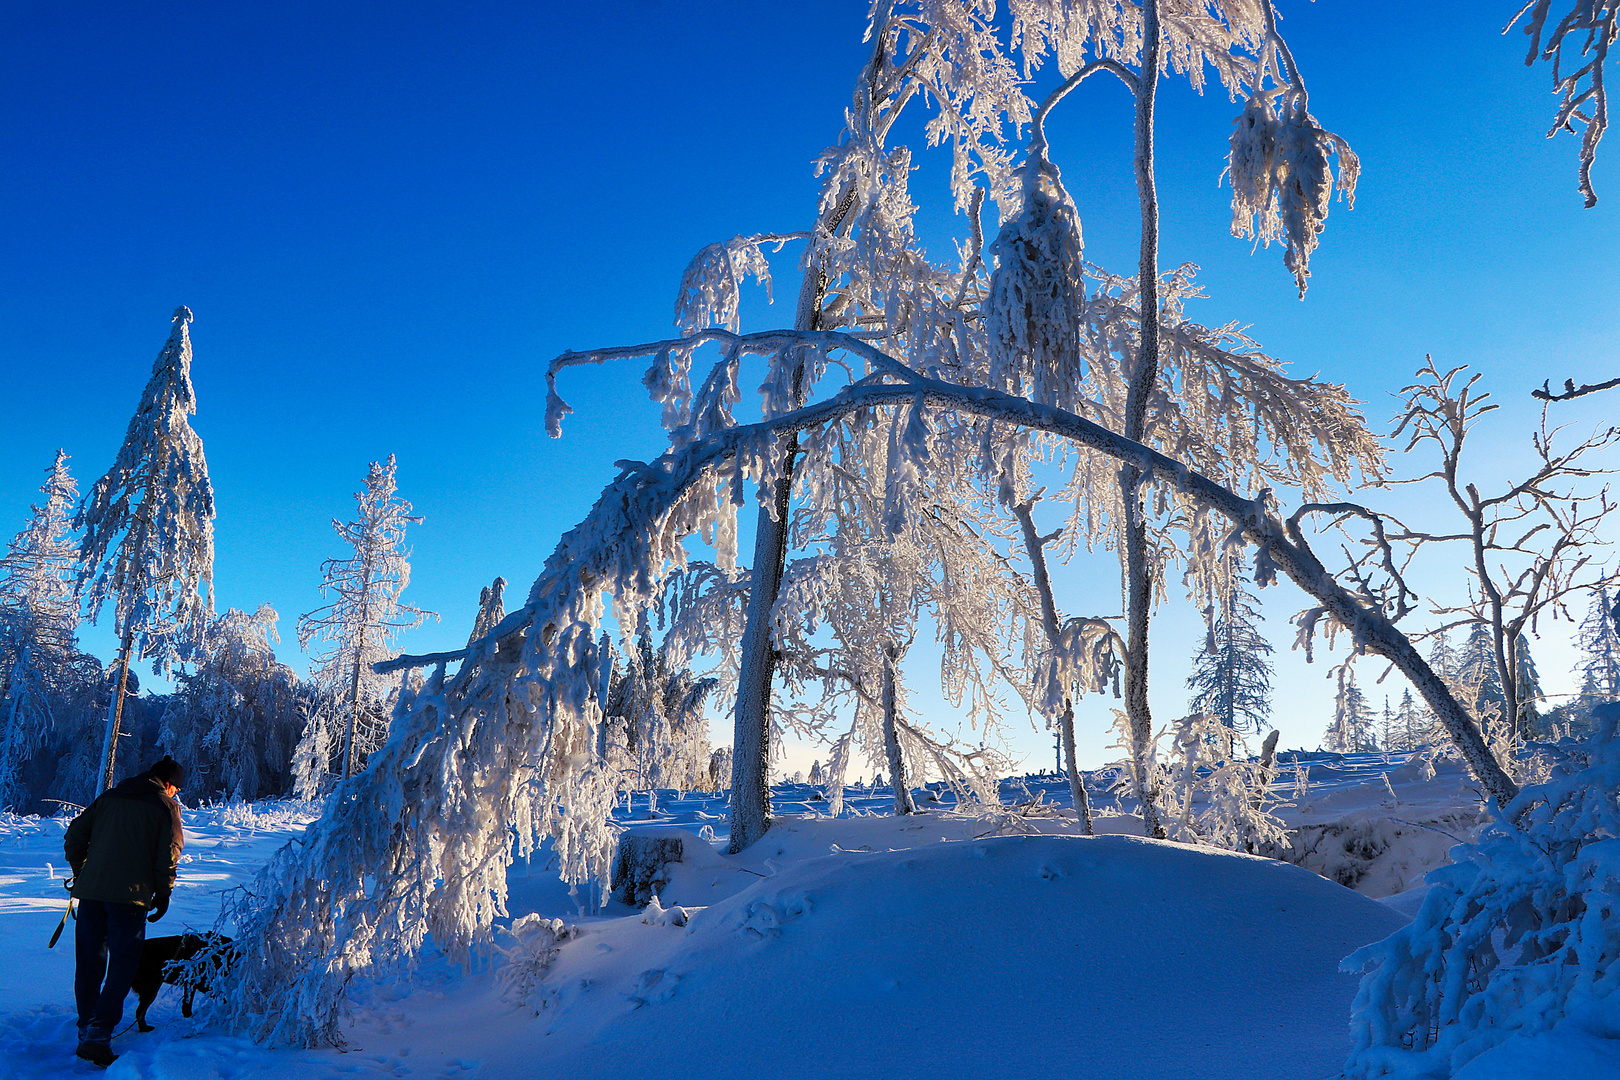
[
  {"x1": 99, "y1": 625, "x2": 135, "y2": 796},
  {"x1": 1120, "y1": 0, "x2": 1166, "y2": 840},
  {"x1": 727, "y1": 213, "x2": 848, "y2": 852},
  {"x1": 341, "y1": 649, "x2": 363, "y2": 780},
  {"x1": 1012, "y1": 499, "x2": 1095, "y2": 834},
  {"x1": 727, "y1": 438, "x2": 797, "y2": 852},
  {"x1": 1060, "y1": 699, "x2": 1093, "y2": 834},
  {"x1": 880, "y1": 643, "x2": 916, "y2": 815}
]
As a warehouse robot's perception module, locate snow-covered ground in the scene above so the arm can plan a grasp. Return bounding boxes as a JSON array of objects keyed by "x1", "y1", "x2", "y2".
[{"x1": 0, "y1": 752, "x2": 1602, "y2": 1079}]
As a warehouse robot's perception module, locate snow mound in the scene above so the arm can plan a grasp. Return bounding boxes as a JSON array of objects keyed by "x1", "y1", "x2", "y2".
[{"x1": 499, "y1": 833, "x2": 1406, "y2": 1079}]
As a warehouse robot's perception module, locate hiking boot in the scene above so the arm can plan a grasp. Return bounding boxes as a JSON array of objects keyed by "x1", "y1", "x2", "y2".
[{"x1": 75, "y1": 1041, "x2": 118, "y2": 1068}]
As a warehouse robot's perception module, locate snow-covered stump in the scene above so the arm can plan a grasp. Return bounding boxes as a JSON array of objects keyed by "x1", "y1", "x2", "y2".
[{"x1": 611, "y1": 834, "x2": 684, "y2": 907}]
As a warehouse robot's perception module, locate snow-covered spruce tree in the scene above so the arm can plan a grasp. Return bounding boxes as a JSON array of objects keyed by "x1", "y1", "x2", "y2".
[
  {"x1": 1325, "y1": 664, "x2": 1378, "y2": 753},
  {"x1": 0, "y1": 450, "x2": 83, "y2": 809},
  {"x1": 1572, "y1": 585, "x2": 1620, "y2": 732},
  {"x1": 465, "y1": 577, "x2": 505, "y2": 649},
  {"x1": 294, "y1": 455, "x2": 434, "y2": 791},
  {"x1": 1459, "y1": 620, "x2": 1506, "y2": 725},
  {"x1": 161, "y1": 604, "x2": 307, "y2": 801},
  {"x1": 1185, "y1": 553, "x2": 1273, "y2": 735},
  {"x1": 1388, "y1": 687, "x2": 1424, "y2": 751},
  {"x1": 76, "y1": 306, "x2": 215, "y2": 796},
  {"x1": 1343, "y1": 702, "x2": 1620, "y2": 1078}
]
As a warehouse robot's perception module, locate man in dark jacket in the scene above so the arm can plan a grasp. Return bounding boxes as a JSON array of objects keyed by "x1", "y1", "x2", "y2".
[{"x1": 63, "y1": 756, "x2": 185, "y2": 1067}]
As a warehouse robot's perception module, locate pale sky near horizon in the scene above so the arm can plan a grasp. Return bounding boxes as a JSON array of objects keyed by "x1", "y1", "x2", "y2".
[{"x1": 2, "y1": 2, "x2": 1616, "y2": 776}]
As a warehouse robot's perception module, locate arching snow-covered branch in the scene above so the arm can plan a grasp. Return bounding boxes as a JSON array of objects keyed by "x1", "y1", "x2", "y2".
[{"x1": 229, "y1": 330, "x2": 1512, "y2": 1048}]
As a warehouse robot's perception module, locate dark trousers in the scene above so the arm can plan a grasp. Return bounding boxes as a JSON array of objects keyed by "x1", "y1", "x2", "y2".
[{"x1": 74, "y1": 898, "x2": 146, "y2": 1043}]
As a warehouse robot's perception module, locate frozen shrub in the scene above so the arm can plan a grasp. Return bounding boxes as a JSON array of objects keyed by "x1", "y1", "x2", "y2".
[
  {"x1": 494, "y1": 914, "x2": 579, "y2": 1014},
  {"x1": 1343, "y1": 703, "x2": 1620, "y2": 1078}
]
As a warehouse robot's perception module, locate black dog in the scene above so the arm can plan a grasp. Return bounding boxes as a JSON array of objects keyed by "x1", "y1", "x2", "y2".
[{"x1": 131, "y1": 933, "x2": 234, "y2": 1032}]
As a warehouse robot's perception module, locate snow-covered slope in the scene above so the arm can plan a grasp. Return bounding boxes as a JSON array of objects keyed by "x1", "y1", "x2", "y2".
[{"x1": 495, "y1": 829, "x2": 1404, "y2": 1079}]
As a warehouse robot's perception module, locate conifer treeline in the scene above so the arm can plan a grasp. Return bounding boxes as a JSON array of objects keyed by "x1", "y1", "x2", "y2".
[{"x1": 0, "y1": 313, "x2": 430, "y2": 811}]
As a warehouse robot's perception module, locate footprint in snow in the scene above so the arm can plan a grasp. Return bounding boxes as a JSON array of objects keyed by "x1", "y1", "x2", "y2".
[{"x1": 627, "y1": 969, "x2": 680, "y2": 1009}]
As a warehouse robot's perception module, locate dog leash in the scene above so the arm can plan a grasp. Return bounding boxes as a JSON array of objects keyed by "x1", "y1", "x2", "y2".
[{"x1": 48, "y1": 877, "x2": 75, "y2": 949}]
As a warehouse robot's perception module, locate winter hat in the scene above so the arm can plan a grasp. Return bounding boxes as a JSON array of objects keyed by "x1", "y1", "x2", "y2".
[{"x1": 150, "y1": 756, "x2": 185, "y2": 788}]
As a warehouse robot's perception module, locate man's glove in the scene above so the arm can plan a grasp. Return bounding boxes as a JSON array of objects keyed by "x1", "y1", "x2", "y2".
[{"x1": 148, "y1": 893, "x2": 170, "y2": 923}]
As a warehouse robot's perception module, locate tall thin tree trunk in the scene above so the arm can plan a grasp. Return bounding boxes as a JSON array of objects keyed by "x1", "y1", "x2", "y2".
[
  {"x1": 99, "y1": 625, "x2": 135, "y2": 795},
  {"x1": 728, "y1": 428, "x2": 799, "y2": 853},
  {"x1": 1012, "y1": 499, "x2": 1094, "y2": 834},
  {"x1": 1120, "y1": 0, "x2": 1166, "y2": 840},
  {"x1": 342, "y1": 648, "x2": 363, "y2": 780},
  {"x1": 880, "y1": 642, "x2": 916, "y2": 815},
  {"x1": 724, "y1": 33, "x2": 901, "y2": 851},
  {"x1": 1059, "y1": 699, "x2": 1094, "y2": 834},
  {"x1": 727, "y1": 242, "x2": 837, "y2": 853}
]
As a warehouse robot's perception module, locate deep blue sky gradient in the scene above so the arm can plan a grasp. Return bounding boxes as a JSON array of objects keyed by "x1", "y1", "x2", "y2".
[{"x1": 3, "y1": 2, "x2": 1615, "y2": 770}]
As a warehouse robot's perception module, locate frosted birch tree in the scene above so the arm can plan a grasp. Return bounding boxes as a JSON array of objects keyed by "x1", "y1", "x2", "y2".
[
  {"x1": 295, "y1": 455, "x2": 434, "y2": 790},
  {"x1": 1382, "y1": 360, "x2": 1620, "y2": 747},
  {"x1": 76, "y1": 306, "x2": 215, "y2": 796},
  {"x1": 0, "y1": 450, "x2": 82, "y2": 809},
  {"x1": 218, "y1": 3, "x2": 1529, "y2": 1046}
]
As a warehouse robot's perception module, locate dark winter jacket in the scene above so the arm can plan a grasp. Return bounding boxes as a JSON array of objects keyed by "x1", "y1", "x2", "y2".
[{"x1": 63, "y1": 772, "x2": 184, "y2": 908}]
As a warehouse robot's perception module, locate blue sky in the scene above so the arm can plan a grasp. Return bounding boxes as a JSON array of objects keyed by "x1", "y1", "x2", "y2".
[{"x1": 2, "y1": 2, "x2": 1616, "y2": 773}]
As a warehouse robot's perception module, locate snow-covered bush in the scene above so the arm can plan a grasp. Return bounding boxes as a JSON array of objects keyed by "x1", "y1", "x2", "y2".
[
  {"x1": 1156, "y1": 712, "x2": 1286, "y2": 853},
  {"x1": 1343, "y1": 702, "x2": 1620, "y2": 1078},
  {"x1": 494, "y1": 914, "x2": 579, "y2": 1014}
]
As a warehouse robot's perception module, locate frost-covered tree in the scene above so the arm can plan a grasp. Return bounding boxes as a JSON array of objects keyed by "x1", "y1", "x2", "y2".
[
  {"x1": 0, "y1": 450, "x2": 82, "y2": 809},
  {"x1": 602, "y1": 629, "x2": 715, "y2": 794},
  {"x1": 295, "y1": 455, "x2": 433, "y2": 789},
  {"x1": 1427, "y1": 630, "x2": 1459, "y2": 687},
  {"x1": 76, "y1": 306, "x2": 215, "y2": 796},
  {"x1": 1157, "y1": 712, "x2": 1286, "y2": 853},
  {"x1": 1388, "y1": 688, "x2": 1426, "y2": 751},
  {"x1": 1186, "y1": 555, "x2": 1273, "y2": 735},
  {"x1": 769, "y1": 409, "x2": 1026, "y2": 821},
  {"x1": 1512, "y1": 633, "x2": 1544, "y2": 736},
  {"x1": 221, "y1": 4, "x2": 1529, "y2": 1046},
  {"x1": 1459, "y1": 620, "x2": 1506, "y2": 723},
  {"x1": 1573, "y1": 585, "x2": 1620, "y2": 730},
  {"x1": 162, "y1": 604, "x2": 307, "y2": 801},
  {"x1": 1385, "y1": 361, "x2": 1620, "y2": 754},
  {"x1": 465, "y1": 577, "x2": 505, "y2": 648},
  {"x1": 1325, "y1": 665, "x2": 1377, "y2": 753}
]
